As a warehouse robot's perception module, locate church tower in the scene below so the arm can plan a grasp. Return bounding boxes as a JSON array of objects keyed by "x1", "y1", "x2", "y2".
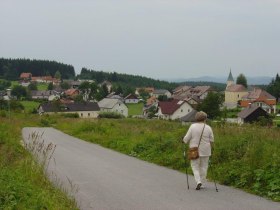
[{"x1": 226, "y1": 69, "x2": 234, "y2": 88}]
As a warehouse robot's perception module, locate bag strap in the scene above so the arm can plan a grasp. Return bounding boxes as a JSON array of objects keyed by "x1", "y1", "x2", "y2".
[{"x1": 198, "y1": 123, "x2": 206, "y2": 148}]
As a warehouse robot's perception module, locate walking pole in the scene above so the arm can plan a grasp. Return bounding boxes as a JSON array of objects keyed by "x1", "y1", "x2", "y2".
[
  {"x1": 209, "y1": 159, "x2": 218, "y2": 192},
  {"x1": 182, "y1": 142, "x2": 190, "y2": 190}
]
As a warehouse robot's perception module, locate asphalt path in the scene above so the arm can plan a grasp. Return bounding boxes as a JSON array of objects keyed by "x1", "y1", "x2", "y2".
[{"x1": 22, "y1": 127, "x2": 280, "y2": 210}]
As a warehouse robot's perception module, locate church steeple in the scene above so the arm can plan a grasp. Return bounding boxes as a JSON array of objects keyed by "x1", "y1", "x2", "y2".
[{"x1": 226, "y1": 69, "x2": 234, "y2": 88}]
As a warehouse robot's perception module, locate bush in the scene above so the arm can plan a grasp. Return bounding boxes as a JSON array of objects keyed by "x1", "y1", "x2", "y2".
[
  {"x1": 40, "y1": 116, "x2": 57, "y2": 127},
  {"x1": 60, "y1": 113, "x2": 79, "y2": 118},
  {"x1": 98, "y1": 112, "x2": 124, "y2": 119}
]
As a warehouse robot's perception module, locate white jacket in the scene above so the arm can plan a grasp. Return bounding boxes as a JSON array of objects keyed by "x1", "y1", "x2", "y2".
[{"x1": 183, "y1": 123, "x2": 214, "y2": 157}]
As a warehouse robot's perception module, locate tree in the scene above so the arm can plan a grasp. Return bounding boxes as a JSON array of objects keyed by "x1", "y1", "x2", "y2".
[
  {"x1": 236, "y1": 73, "x2": 248, "y2": 88},
  {"x1": 54, "y1": 71, "x2": 61, "y2": 80},
  {"x1": 197, "y1": 92, "x2": 223, "y2": 119},
  {"x1": 60, "y1": 82, "x2": 70, "y2": 89},
  {"x1": 0, "y1": 79, "x2": 11, "y2": 91},
  {"x1": 267, "y1": 73, "x2": 280, "y2": 99},
  {"x1": 28, "y1": 82, "x2": 38, "y2": 90},
  {"x1": 11, "y1": 85, "x2": 27, "y2": 99},
  {"x1": 138, "y1": 88, "x2": 150, "y2": 101},
  {"x1": 48, "y1": 82, "x2": 54, "y2": 90},
  {"x1": 100, "y1": 84, "x2": 109, "y2": 98}
]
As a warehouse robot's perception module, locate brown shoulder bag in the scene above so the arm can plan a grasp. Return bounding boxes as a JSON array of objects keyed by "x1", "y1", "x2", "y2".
[{"x1": 188, "y1": 124, "x2": 205, "y2": 160}]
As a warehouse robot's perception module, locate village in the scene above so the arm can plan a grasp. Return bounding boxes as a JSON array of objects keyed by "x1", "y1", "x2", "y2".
[{"x1": 1, "y1": 70, "x2": 277, "y2": 125}]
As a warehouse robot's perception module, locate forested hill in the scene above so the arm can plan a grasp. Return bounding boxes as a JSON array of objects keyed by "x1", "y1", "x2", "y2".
[
  {"x1": 0, "y1": 58, "x2": 75, "y2": 80},
  {"x1": 78, "y1": 68, "x2": 178, "y2": 91},
  {"x1": 78, "y1": 68, "x2": 226, "y2": 91}
]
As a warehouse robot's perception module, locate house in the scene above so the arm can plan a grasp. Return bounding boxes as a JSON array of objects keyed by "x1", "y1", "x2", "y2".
[
  {"x1": 152, "y1": 89, "x2": 172, "y2": 99},
  {"x1": 20, "y1": 72, "x2": 32, "y2": 81},
  {"x1": 172, "y1": 86, "x2": 213, "y2": 101},
  {"x1": 64, "y1": 88, "x2": 80, "y2": 98},
  {"x1": 31, "y1": 76, "x2": 60, "y2": 85},
  {"x1": 157, "y1": 99, "x2": 193, "y2": 120},
  {"x1": 124, "y1": 94, "x2": 139, "y2": 104},
  {"x1": 240, "y1": 88, "x2": 276, "y2": 114},
  {"x1": 106, "y1": 92, "x2": 124, "y2": 101},
  {"x1": 237, "y1": 105, "x2": 269, "y2": 124},
  {"x1": 135, "y1": 87, "x2": 155, "y2": 96},
  {"x1": 98, "y1": 98, "x2": 128, "y2": 117},
  {"x1": 38, "y1": 102, "x2": 100, "y2": 118},
  {"x1": 224, "y1": 70, "x2": 248, "y2": 108},
  {"x1": 172, "y1": 85, "x2": 192, "y2": 95},
  {"x1": 30, "y1": 90, "x2": 60, "y2": 101},
  {"x1": 100, "y1": 81, "x2": 112, "y2": 93},
  {"x1": 180, "y1": 109, "x2": 198, "y2": 123},
  {"x1": 146, "y1": 96, "x2": 158, "y2": 107},
  {"x1": 63, "y1": 80, "x2": 82, "y2": 89}
]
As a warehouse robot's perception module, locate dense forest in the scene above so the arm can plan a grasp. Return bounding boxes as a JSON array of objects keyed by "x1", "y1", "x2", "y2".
[
  {"x1": 78, "y1": 68, "x2": 178, "y2": 91},
  {"x1": 0, "y1": 58, "x2": 75, "y2": 80},
  {"x1": 78, "y1": 68, "x2": 226, "y2": 91}
]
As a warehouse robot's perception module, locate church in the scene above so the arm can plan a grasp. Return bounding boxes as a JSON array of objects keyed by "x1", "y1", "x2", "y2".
[{"x1": 224, "y1": 70, "x2": 248, "y2": 108}]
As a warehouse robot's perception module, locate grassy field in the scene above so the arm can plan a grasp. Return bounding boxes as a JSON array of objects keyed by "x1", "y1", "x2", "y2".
[
  {"x1": 10, "y1": 81, "x2": 19, "y2": 87},
  {"x1": 1, "y1": 112, "x2": 280, "y2": 208},
  {"x1": 127, "y1": 102, "x2": 144, "y2": 116},
  {"x1": 20, "y1": 100, "x2": 40, "y2": 112},
  {"x1": 54, "y1": 118, "x2": 280, "y2": 202},
  {"x1": 37, "y1": 83, "x2": 48, "y2": 91},
  {"x1": 0, "y1": 113, "x2": 78, "y2": 209}
]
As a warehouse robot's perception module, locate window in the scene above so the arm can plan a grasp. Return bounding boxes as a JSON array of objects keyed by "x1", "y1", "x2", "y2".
[
  {"x1": 181, "y1": 109, "x2": 183, "y2": 112},
  {"x1": 88, "y1": 113, "x2": 90, "y2": 117},
  {"x1": 81, "y1": 113, "x2": 83, "y2": 117}
]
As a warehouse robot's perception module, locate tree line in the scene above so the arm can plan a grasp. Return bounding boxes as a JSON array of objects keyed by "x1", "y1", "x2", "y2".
[
  {"x1": 78, "y1": 68, "x2": 226, "y2": 92},
  {"x1": 266, "y1": 73, "x2": 280, "y2": 100},
  {"x1": 0, "y1": 58, "x2": 75, "y2": 80}
]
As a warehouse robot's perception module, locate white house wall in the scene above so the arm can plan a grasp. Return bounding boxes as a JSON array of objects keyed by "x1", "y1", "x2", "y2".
[
  {"x1": 78, "y1": 111, "x2": 99, "y2": 118},
  {"x1": 112, "y1": 103, "x2": 128, "y2": 117},
  {"x1": 171, "y1": 103, "x2": 193, "y2": 120},
  {"x1": 125, "y1": 99, "x2": 139, "y2": 104}
]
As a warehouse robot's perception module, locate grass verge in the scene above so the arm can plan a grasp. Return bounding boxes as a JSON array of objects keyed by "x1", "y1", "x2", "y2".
[{"x1": 0, "y1": 113, "x2": 78, "y2": 209}]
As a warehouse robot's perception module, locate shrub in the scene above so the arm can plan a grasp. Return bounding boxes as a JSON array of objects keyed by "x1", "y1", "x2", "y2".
[
  {"x1": 60, "y1": 113, "x2": 79, "y2": 118},
  {"x1": 98, "y1": 111, "x2": 124, "y2": 119}
]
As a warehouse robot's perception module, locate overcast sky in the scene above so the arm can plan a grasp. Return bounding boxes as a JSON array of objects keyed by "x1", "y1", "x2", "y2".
[{"x1": 1, "y1": 0, "x2": 280, "y2": 80}]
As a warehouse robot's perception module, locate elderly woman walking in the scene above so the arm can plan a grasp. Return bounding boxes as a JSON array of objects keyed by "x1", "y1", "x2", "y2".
[{"x1": 182, "y1": 111, "x2": 214, "y2": 190}]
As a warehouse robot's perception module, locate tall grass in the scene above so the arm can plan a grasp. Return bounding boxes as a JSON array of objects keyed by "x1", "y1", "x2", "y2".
[
  {"x1": 56, "y1": 118, "x2": 280, "y2": 201},
  {"x1": 0, "y1": 113, "x2": 78, "y2": 209}
]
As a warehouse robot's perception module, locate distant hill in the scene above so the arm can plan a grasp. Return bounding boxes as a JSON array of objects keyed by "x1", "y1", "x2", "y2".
[{"x1": 167, "y1": 76, "x2": 273, "y2": 85}]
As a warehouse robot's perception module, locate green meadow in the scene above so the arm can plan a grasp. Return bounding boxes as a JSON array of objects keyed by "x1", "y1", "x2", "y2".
[
  {"x1": 0, "y1": 112, "x2": 279, "y2": 210},
  {"x1": 126, "y1": 102, "x2": 144, "y2": 116},
  {"x1": 55, "y1": 117, "x2": 280, "y2": 202}
]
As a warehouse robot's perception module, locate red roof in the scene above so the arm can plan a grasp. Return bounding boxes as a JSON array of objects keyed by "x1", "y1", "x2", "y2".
[
  {"x1": 65, "y1": 88, "x2": 79, "y2": 96},
  {"x1": 159, "y1": 99, "x2": 183, "y2": 115},
  {"x1": 20, "y1": 72, "x2": 32, "y2": 78}
]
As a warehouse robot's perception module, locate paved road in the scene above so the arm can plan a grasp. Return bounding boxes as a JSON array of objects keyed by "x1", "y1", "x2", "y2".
[{"x1": 22, "y1": 127, "x2": 280, "y2": 210}]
